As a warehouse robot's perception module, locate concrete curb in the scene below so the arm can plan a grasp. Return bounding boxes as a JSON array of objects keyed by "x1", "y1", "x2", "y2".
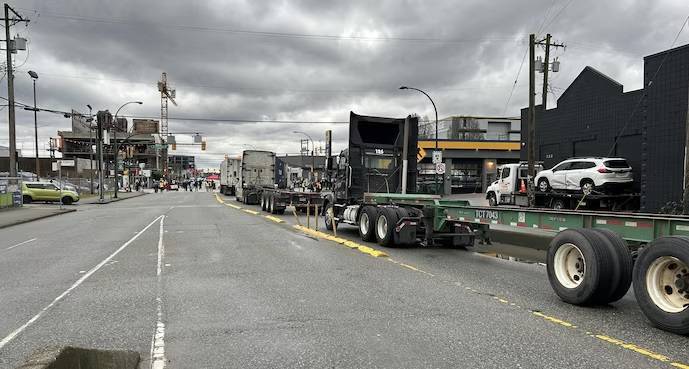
[{"x1": 0, "y1": 209, "x2": 77, "y2": 230}]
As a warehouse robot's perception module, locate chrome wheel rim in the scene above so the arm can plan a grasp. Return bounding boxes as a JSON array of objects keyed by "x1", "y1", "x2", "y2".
[
  {"x1": 360, "y1": 213, "x2": 369, "y2": 235},
  {"x1": 553, "y1": 243, "x2": 586, "y2": 289},
  {"x1": 539, "y1": 180, "x2": 548, "y2": 192},
  {"x1": 376, "y1": 214, "x2": 388, "y2": 240}
]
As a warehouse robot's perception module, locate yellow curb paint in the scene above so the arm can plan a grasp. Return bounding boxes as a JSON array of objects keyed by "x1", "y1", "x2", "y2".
[
  {"x1": 242, "y1": 209, "x2": 260, "y2": 215},
  {"x1": 225, "y1": 203, "x2": 241, "y2": 210},
  {"x1": 532, "y1": 311, "x2": 576, "y2": 328},
  {"x1": 672, "y1": 363, "x2": 689, "y2": 369},
  {"x1": 594, "y1": 335, "x2": 671, "y2": 363},
  {"x1": 292, "y1": 225, "x2": 388, "y2": 258},
  {"x1": 265, "y1": 215, "x2": 284, "y2": 223}
]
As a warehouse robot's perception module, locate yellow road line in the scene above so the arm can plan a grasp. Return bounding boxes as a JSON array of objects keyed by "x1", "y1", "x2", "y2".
[
  {"x1": 225, "y1": 203, "x2": 241, "y2": 210},
  {"x1": 672, "y1": 363, "x2": 689, "y2": 369},
  {"x1": 242, "y1": 209, "x2": 260, "y2": 215},
  {"x1": 532, "y1": 311, "x2": 576, "y2": 328},
  {"x1": 594, "y1": 335, "x2": 671, "y2": 363},
  {"x1": 265, "y1": 215, "x2": 284, "y2": 223}
]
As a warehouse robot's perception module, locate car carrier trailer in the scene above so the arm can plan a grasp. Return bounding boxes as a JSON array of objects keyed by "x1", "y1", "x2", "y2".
[
  {"x1": 327, "y1": 191, "x2": 689, "y2": 335},
  {"x1": 260, "y1": 187, "x2": 323, "y2": 215}
]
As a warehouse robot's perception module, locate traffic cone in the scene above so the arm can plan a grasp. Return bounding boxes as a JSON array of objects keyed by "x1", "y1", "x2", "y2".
[{"x1": 519, "y1": 179, "x2": 527, "y2": 193}]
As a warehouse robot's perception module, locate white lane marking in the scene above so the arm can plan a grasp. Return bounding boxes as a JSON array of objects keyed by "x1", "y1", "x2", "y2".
[
  {"x1": 156, "y1": 216, "x2": 165, "y2": 277},
  {"x1": 5, "y1": 238, "x2": 37, "y2": 251},
  {"x1": 0, "y1": 214, "x2": 164, "y2": 350},
  {"x1": 289, "y1": 240, "x2": 304, "y2": 250},
  {"x1": 150, "y1": 215, "x2": 166, "y2": 369}
]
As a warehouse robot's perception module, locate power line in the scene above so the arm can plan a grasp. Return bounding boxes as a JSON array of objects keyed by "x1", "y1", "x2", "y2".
[
  {"x1": 607, "y1": 11, "x2": 689, "y2": 156},
  {"x1": 541, "y1": 0, "x2": 576, "y2": 31},
  {"x1": 19, "y1": 8, "x2": 525, "y2": 45},
  {"x1": 29, "y1": 72, "x2": 520, "y2": 94}
]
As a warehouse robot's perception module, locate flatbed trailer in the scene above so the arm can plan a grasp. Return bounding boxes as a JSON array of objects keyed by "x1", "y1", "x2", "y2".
[
  {"x1": 260, "y1": 187, "x2": 323, "y2": 215},
  {"x1": 331, "y1": 192, "x2": 689, "y2": 335}
]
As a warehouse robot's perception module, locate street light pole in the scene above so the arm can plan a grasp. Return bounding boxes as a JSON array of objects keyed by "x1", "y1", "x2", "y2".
[
  {"x1": 293, "y1": 130, "x2": 315, "y2": 181},
  {"x1": 28, "y1": 71, "x2": 39, "y2": 180},
  {"x1": 87, "y1": 104, "x2": 94, "y2": 194},
  {"x1": 400, "y1": 86, "x2": 439, "y2": 195},
  {"x1": 113, "y1": 101, "x2": 143, "y2": 198}
]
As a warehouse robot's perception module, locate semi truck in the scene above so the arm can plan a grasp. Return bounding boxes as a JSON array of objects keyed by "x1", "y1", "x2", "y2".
[
  {"x1": 485, "y1": 162, "x2": 639, "y2": 211},
  {"x1": 219, "y1": 157, "x2": 241, "y2": 196},
  {"x1": 235, "y1": 150, "x2": 275, "y2": 204},
  {"x1": 319, "y1": 111, "x2": 689, "y2": 335}
]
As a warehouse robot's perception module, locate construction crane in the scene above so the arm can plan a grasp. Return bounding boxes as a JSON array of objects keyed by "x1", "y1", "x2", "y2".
[
  {"x1": 157, "y1": 72, "x2": 177, "y2": 137},
  {"x1": 157, "y1": 72, "x2": 177, "y2": 173}
]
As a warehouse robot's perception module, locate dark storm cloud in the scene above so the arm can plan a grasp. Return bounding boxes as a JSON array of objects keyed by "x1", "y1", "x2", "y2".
[{"x1": 3, "y1": 0, "x2": 688, "y2": 167}]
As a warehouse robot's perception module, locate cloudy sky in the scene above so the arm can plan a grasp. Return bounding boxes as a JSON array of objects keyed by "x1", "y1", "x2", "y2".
[{"x1": 2, "y1": 0, "x2": 688, "y2": 168}]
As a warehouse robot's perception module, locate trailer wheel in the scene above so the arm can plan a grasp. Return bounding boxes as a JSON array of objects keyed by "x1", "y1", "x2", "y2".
[
  {"x1": 547, "y1": 229, "x2": 616, "y2": 305},
  {"x1": 260, "y1": 194, "x2": 266, "y2": 211},
  {"x1": 358, "y1": 206, "x2": 377, "y2": 242},
  {"x1": 592, "y1": 229, "x2": 633, "y2": 303},
  {"x1": 375, "y1": 207, "x2": 399, "y2": 247},
  {"x1": 633, "y1": 236, "x2": 689, "y2": 334}
]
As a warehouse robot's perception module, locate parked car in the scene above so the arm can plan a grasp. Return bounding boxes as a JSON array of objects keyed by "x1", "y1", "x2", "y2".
[
  {"x1": 535, "y1": 157, "x2": 633, "y2": 194},
  {"x1": 22, "y1": 182, "x2": 80, "y2": 205}
]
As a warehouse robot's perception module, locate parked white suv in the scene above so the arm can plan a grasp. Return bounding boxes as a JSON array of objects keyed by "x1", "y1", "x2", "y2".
[{"x1": 535, "y1": 157, "x2": 633, "y2": 194}]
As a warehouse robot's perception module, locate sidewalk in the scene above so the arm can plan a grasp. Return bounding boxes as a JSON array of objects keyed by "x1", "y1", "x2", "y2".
[
  {"x1": 0, "y1": 206, "x2": 76, "y2": 229},
  {"x1": 79, "y1": 191, "x2": 147, "y2": 204}
]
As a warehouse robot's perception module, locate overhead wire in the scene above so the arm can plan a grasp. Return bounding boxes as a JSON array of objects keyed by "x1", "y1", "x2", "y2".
[{"x1": 606, "y1": 11, "x2": 689, "y2": 156}]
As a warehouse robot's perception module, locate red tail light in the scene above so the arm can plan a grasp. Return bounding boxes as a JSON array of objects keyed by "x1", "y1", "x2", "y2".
[{"x1": 597, "y1": 167, "x2": 612, "y2": 173}]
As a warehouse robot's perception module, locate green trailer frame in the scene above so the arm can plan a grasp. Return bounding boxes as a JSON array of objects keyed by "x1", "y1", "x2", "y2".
[{"x1": 362, "y1": 192, "x2": 689, "y2": 244}]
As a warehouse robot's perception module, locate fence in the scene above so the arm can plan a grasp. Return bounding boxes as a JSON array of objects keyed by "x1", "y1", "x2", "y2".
[
  {"x1": 0, "y1": 177, "x2": 23, "y2": 209},
  {"x1": 43, "y1": 177, "x2": 116, "y2": 197}
]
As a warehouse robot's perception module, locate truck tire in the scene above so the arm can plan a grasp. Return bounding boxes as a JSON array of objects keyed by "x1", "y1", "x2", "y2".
[
  {"x1": 324, "y1": 204, "x2": 336, "y2": 231},
  {"x1": 375, "y1": 207, "x2": 399, "y2": 247},
  {"x1": 592, "y1": 229, "x2": 633, "y2": 303},
  {"x1": 633, "y1": 236, "x2": 689, "y2": 334},
  {"x1": 358, "y1": 206, "x2": 377, "y2": 242},
  {"x1": 552, "y1": 198, "x2": 568, "y2": 210},
  {"x1": 260, "y1": 193, "x2": 266, "y2": 211},
  {"x1": 547, "y1": 229, "x2": 616, "y2": 305},
  {"x1": 269, "y1": 194, "x2": 276, "y2": 214},
  {"x1": 487, "y1": 192, "x2": 498, "y2": 207}
]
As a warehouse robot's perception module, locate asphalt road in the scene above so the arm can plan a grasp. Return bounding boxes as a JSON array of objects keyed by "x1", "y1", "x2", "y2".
[{"x1": 1, "y1": 191, "x2": 687, "y2": 368}]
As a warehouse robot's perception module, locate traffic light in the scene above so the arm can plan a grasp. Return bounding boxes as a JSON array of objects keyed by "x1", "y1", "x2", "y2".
[
  {"x1": 172, "y1": 143, "x2": 176, "y2": 150},
  {"x1": 201, "y1": 141, "x2": 207, "y2": 151}
]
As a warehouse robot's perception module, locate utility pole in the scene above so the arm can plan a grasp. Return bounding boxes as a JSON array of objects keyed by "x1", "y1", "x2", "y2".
[
  {"x1": 87, "y1": 105, "x2": 94, "y2": 194},
  {"x1": 528, "y1": 33, "x2": 536, "y2": 207},
  {"x1": 3, "y1": 4, "x2": 29, "y2": 177},
  {"x1": 683, "y1": 81, "x2": 689, "y2": 214},
  {"x1": 541, "y1": 34, "x2": 551, "y2": 109},
  {"x1": 527, "y1": 34, "x2": 565, "y2": 207}
]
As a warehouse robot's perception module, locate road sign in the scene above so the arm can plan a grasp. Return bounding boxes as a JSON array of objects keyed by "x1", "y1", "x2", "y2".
[
  {"x1": 432, "y1": 150, "x2": 442, "y2": 164},
  {"x1": 60, "y1": 159, "x2": 75, "y2": 167},
  {"x1": 417, "y1": 147, "x2": 426, "y2": 162},
  {"x1": 435, "y1": 163, "x2": 446, "y2": 174},
  {"x1": 143, "y1": 169, "x2": 152, "y2": 178}
]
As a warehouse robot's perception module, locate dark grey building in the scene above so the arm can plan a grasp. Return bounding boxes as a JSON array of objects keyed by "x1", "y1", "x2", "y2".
[{"x1": 521, "y1": 44, "x2": 689, "y2": 211}]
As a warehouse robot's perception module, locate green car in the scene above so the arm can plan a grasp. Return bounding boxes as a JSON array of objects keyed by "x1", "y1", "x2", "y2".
[{"x1": 22, "y1": 182, "x2": 80, "y2": 205}]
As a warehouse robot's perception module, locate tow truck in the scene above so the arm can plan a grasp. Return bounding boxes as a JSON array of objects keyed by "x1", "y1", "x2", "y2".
[{"x1": 320, "y1": 111, "x2": 689, "y2": 335}]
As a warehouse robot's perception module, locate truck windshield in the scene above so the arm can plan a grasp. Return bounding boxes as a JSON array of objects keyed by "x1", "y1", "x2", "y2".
[{"x1": 366, "y1": 156, "x2": 393, "y2": 169}]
